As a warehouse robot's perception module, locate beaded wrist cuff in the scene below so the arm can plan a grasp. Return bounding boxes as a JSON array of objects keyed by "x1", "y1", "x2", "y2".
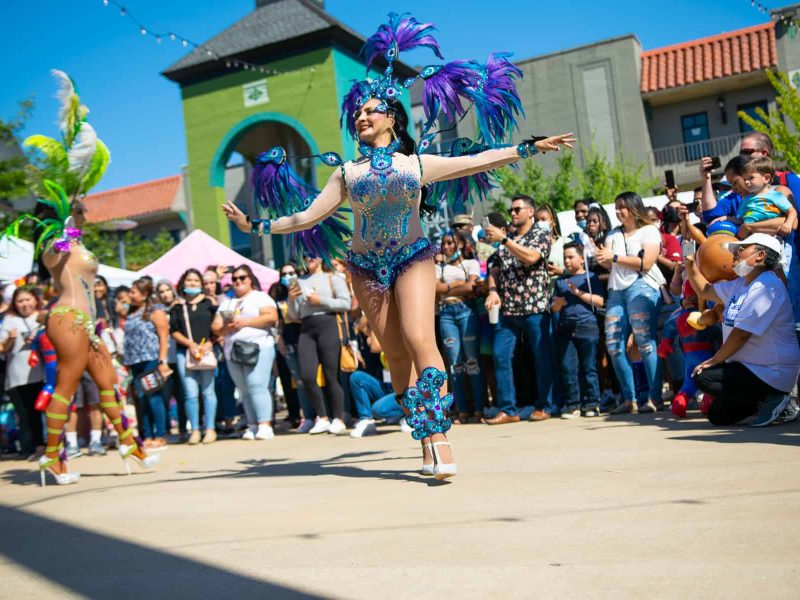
[
  {"x1": 250, "y1": 218, "x2": 272, "y2": 236},
  {"x1": 516, "y1": 142, "x2": 540, "y2": 158}
]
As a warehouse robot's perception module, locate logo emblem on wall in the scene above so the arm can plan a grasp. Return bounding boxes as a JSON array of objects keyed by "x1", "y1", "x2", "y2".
[{"x1": 243, "y1": 79, "x2": 270, "y2": 107}]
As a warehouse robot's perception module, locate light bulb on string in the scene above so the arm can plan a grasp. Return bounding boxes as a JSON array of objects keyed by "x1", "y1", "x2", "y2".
[
  {"x1": 140, "y1": 27, "x2": 147, "y2": 35},
  {"x1": 169, "y1": 33, "x2": 176, "y2": 41},
  {"x1": 155, "y1": 35, "x2": 161, "y2": 43},
  {"x1": 120, "y1": 7, "x2": 126, "y2": 16},
  {"x1": 182, "y1": 39, "x2": 188, "y2": 47}
]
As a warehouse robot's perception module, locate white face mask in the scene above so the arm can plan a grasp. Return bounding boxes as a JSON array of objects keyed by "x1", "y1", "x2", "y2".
[{"x1": 733, "y1": 255, "x2": 757, "y2": 277}]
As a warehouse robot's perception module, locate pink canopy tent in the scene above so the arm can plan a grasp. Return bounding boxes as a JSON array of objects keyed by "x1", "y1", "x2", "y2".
[{"x1": 138, "y1": 229, "x2": 279, "y2": 290}]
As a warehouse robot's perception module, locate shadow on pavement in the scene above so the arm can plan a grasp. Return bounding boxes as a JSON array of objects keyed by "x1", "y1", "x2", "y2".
[
  {"x1": 597, "y1": 410, "x2": 800, "y2": 447},
  {"x1": 0, "y1": 504, "x2": 322, "y2": 599}
]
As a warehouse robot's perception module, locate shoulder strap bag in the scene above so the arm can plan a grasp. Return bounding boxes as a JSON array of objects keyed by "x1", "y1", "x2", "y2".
[{"x1": 182, "y1": 301, "x2": 218, "y2": 371}]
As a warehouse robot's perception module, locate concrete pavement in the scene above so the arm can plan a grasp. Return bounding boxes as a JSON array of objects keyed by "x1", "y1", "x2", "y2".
[{"x1": 1, "y1": 412, "x2": 798, "y2": 599}]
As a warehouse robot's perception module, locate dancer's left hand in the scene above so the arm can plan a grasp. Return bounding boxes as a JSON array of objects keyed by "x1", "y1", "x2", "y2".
[
  {"x1": 221, "y1": 201, "x2": 249, "y2": 233},
  {"x1": 535, "y1": 133, "x2": 576, "y2": 153}
]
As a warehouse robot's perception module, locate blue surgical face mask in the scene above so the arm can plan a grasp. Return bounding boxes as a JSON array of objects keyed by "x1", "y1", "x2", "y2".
[
  {"x1": 183, "y1": 287, "x2": 202, "y2": 296},
  {"x1": 535, "y1": 221, "x2": 551, "y2": 232},
  {"x1": 447, "y1": 250, "x2": 462, "y2": 263},
  {"x1": 576, "y1": 219, "x2": 587, "y2": 231},
  {"x1": 280, "y1": 277, "x2": 290, "y2": 287}
]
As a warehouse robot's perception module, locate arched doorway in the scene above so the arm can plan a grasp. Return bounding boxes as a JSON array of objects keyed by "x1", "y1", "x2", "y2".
[{"x1": 209, "y1": 113, "x2": 320, "y2": 266}]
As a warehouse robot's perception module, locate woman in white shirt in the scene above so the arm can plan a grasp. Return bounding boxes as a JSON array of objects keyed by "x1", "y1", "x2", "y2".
[
  {"x1": 687, "y1": 233, "x2": 800, "y2": 426},
  {"x1": 0, "y1": 288, "x2": 45, "y2": 458},
  {"x1": 596, "y1": 192, "x2": 665, "y2": 414},
  {"x1": 212, "y1": 265, "x2": 278, "y2": 440},
  {"x1": 436, "y1": 231, "x2": 485, "y2": 423}
]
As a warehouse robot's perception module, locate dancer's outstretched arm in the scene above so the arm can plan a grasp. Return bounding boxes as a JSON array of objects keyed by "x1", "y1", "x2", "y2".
[
  {"x1": 420, "y1": 134, "x2": 575, "y2": 184},
  {"x1": 223, "y1": 169, "x2": 346, "y2": 234}
]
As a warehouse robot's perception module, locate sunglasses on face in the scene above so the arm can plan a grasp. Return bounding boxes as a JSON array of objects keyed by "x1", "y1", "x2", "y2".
[
  {"x1": 510, "y1": 206, "x2": 528, "y2": 214},
  {"x1": 232, "y1": 275, "x2": 249, "y2": 283},
  {"x1": 740, "y1": 148, "x2": 763, "y2": 156},
  {"x1": 352, "y1": 103, "x2": 388, "y2": 121}
]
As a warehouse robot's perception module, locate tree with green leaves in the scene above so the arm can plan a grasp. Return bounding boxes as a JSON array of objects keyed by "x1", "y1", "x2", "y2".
[
  {"x1": 0, "y1": 99, "x2": 33, "y2": 204},
  {"x1": 82, "y1": 226, "x2": 175, "y2": 271},
  {"x1": 738, "y1": 69, "x2": 800, "y2": 173},
  {"x1": 493, "y1": 145, "x2": 659, "y2": 217}
]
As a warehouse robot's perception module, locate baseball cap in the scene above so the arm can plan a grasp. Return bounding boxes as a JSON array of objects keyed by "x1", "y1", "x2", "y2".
[
  {"x1": 452, "y1": 214, "x2": 473, "y2": 227},
  {"x1": 723, "y1": 233, "x2": 783, "y2": 255}
]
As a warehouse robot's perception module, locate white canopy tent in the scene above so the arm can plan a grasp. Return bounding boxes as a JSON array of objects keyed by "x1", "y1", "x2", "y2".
[{"x1": 0, "y1": 236, "x2": 139, "y2": 288}]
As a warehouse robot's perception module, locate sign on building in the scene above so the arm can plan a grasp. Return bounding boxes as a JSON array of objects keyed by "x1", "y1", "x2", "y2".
[{"x1": 243, "y1": 79, "x2": 270, "y2": 107}]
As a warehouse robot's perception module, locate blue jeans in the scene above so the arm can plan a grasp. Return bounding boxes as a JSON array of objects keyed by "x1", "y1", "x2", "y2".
[
  {"x1": 439, "y1": 302, "x2": 485, "y2": 413},
  {"x1": 176, "y1": 352, "x2": 218, "y2": 432},
  {"x1": 556, "y1": 320, "x2": 601, "y2": 411},
  {"x1": 372, "y1": 393, "x2": 405, "y2": 422},
  {"x1": 605, "y1": 278, "x2": 662, "y2": 403},
  {"x1": 130, "y1": 360, "x2": 167, "y2": 439},
  {"x1": 214, "y1": 359, "x2": 237, "y2": 421},
  {"x1": 349, "y1": 370, "x2": 393, "y2": 419},
  {"x1": 492, "y1": 312, "x2": 554, "y2": 416},
  {"x1": 227, "y1": 344, "x2": 275, "y2": 424},
  {"x1": 283, "y1": 343, "x2": 315, "y2": 420}
]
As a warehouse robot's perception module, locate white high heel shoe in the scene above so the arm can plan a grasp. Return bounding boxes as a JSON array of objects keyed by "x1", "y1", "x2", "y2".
[
  {"x1": 39, "y1": 455, "x2": 80, "y2": 487},
  {"x1": 421, "y1": 442, "x2": 434, "y2": 476},
  {"x1": 119, "y1": 444, "x2": 161, "y2": 475},
  {"x1": 431, "y1": 441, "x2": 457, "y2": 480}
]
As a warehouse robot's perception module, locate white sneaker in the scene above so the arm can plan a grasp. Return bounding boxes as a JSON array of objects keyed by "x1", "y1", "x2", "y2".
[
  {"x1": 296, "y1": 418, "x2": 315, "y2": 434},
  {"x1": 241, "y1": 427, "x2": 256, "y2": 440},
  {"x1": 255, "y1": 425, "x2": 274, "y2": 440},
  {"x1": 308, "y1": 418, "x2": 331, "y2": 435},
  {"x1": 329, "y1": 418, "x2": 347, "y2": 435},
  {"x1": 399, "y1": 418, "x2": 413, "y2": 434},
  {"x1": 350, "y1": 419, "x2": 377, "y2": 438}
]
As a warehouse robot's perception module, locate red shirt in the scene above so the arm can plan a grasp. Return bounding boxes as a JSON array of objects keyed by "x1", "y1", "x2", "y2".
[{"x1": 660, "y1": 232, "x2": 681, "y2": 262}]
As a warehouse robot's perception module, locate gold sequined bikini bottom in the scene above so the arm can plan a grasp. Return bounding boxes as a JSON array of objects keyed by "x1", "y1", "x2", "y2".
[{"x1": 49, "y1": 305, "x2": 101, "y2": 348}]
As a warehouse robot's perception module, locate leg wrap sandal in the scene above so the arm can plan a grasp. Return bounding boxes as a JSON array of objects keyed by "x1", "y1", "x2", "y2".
[
  {"x1": 403, "y1": 368, "x2": 456, "y2": 480},
  {"x1": 39, "y1": 393, "x2": 80, "y2": 487},
  {"x1": 100, "y1": 390, "x2": 160, "y2": 475}
]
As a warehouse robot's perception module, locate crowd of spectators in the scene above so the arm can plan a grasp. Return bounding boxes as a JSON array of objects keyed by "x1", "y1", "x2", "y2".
[{"x1": 1, "y1": 131, "x2": 799, "y2": 461}]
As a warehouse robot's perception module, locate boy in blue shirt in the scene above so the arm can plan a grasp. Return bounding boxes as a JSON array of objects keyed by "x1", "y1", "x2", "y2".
[
  {"x1": 551, "y1": 242, "x2": 604, "y2": 418},
  {"x1": 732, "y1": 157, "x2": 797, "y2": 235}
]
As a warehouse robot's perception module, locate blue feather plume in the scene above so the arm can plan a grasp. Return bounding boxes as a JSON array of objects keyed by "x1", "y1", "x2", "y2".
[
  {"x1": 467, "y1": 53, "x2": 524, "y2": 144},
  {"x1": 362, "y1": 12, "x2": 443, "y2": 72}
]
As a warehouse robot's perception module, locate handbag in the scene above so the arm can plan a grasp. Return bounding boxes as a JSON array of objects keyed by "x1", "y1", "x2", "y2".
[
  {"x1": 328, "y1": 275, "x2": 358, "y2": 373},
  {"x1": 182, "y1": 303, "x2": 218, "y2": 371},
  {"x1": 135, "y1": 367, "x2": 167, "y2": 397},
  {"x1": 231, "y1": 339, "x2": 260, "y2": 367}
]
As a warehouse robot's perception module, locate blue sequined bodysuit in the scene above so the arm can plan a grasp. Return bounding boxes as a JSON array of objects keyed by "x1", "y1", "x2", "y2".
[{"x1": 343, "y1": 149, "x2": 436, "y2": 291}]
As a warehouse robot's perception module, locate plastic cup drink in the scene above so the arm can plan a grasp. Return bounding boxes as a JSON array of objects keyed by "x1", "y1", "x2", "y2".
[{"x1": 488, "y1": 305, "x2": 500, "y2": 324}]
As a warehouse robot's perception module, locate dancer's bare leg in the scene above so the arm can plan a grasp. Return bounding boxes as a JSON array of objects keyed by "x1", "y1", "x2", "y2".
[
  {"x1": 87, "y1": 341, "x2": 149, "y2": 460},
  {"x1": 393, "y1": 259, "x2": 453, "y2": 464},
  {"x1": 350, "y1": 273, "x2": 433, "y2": 468},
  {"x1": 44, "y1": 316, "x2": 90, "y2": 475}
]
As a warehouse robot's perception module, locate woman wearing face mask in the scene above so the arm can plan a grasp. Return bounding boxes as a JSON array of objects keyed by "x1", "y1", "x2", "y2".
[
  {"x1": 170, "y1": 269, "x2": 219, "y2": 444},
  {"x1": 536, "y1": 204, "x2": 568, "y2": 283},
  {"x1": 688, "y1": 233, "x2": 800, "y2": 426},
  {"x1": 156, "y1": 280, "x2": 186, "y2": 441},
  {"x1": 0, "y1": 288, "x2": 45, "y2": 459},
  {"x1": 596, "y1": 192, "x2": 665, "y2": 415},
  {"x1": 573, "y1": 199, "x2": 591, "y2": 233},
  {"x1": 436, "y1": 231, "x2": 485, "y2": 423}
]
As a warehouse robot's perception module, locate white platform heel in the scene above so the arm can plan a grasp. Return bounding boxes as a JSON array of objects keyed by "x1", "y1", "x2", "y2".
[
  {"x1": 421, "y1": 442, "x2": 434, "y2": 476},
  {"x1": 119, "y1": 444, "x2": 160, "y2": 475},
  {"x1": 39, "y1": 455, "x2": 80, "y2": 487},
  {"x1": 431, "y1": 441, "x2": 457, "y2": 480}
]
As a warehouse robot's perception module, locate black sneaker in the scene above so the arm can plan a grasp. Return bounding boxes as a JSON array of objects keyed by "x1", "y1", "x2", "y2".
[
  {"x1": 751, "y1": 394, "x2": 792, "y2": 427},
  {"x1": 775, "y1": 397, "x2": 800, "y2": 424}
]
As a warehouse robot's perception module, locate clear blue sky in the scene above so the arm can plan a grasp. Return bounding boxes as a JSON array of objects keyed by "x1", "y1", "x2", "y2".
[{"x1": 1, "y1": 0, "x2": 774, "y2": 192}]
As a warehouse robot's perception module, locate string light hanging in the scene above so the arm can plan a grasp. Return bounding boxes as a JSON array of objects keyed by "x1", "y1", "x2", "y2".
[
  {"x1": 747, "y1": 0, "x2": 800, "y2": 38},
  {"x1": 98, "y1": 0, "x2": 316, "y2": 76}
]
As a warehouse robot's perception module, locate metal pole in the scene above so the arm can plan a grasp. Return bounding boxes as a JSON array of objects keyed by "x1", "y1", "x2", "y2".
[{"x1": 118, "y1": 232, "x2": 126, "y2": 270}]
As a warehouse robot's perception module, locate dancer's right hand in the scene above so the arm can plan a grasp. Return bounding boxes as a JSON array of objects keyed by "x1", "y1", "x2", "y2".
[{"x1": 221, "y1": 201, "x2": 249, "y2": 233}]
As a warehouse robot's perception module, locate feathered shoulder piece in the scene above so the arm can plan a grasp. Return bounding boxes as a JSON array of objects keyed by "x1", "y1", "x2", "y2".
[{"x1": 251, "y1": 147, "x2": 351, "y2": 266}]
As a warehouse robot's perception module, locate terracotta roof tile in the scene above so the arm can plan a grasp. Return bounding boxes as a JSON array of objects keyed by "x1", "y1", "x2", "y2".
[
  {"x1": 83, "y1": 175, "x2": 181, "y2": 223},
  {"x1": 641, "y1": 22, "x2": 777, "y2": 93}
]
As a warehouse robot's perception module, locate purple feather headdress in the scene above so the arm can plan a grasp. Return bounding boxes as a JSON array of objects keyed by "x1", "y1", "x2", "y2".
[{"x1": 361, "y1": 12, "x2": 443, "y2": 74}]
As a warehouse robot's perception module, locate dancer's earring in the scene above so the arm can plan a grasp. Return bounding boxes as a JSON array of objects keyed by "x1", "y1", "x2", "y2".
[{"x1": 389, "y1": 127, "x2": 398, "y2": 142}]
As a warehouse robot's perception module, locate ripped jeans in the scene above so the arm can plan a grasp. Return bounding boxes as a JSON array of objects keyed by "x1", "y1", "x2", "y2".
[
  {"x1": 605, "y1": 278, "x2": 663, "y2": 404},
  {"x1": 439, "y1": 301, "x2": 485, "y2": 413}
]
